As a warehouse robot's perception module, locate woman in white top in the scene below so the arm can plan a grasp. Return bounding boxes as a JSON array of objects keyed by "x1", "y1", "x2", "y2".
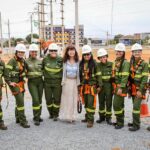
[{"x1": 59, "y1": 45, "x2": 80, "y2": 123}]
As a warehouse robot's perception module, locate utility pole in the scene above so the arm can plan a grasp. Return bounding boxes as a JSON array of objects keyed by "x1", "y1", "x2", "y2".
[
  {"x1": 60, "y1": 0, "x2": 64, "y2": 50},
  {"x1": 37, "y1": 0, "x2": 46, "y2": 40},
  {"x1": 47, "y1": 0, "x2": 54, "y2": 41},
  {"x1": 8, "y1": 19, "x2": 11, "y2": 53},
  {"x1": 0, "y1": 12, "x2": 3, "y2": 50},
  {"x1": 31, "y1": 14, "x2": 33, "y2": 43},
  {"x1": 106, "y1": 31, "x2": 109, "y2": 46},
  {"x1": 74, "y1": 0, "x2": 79, "y2": 51}
]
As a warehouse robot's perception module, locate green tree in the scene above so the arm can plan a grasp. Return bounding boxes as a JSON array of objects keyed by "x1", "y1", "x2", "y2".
[
  {"x1": 114, "y1": 34, "x2": 123, "y2": 43},
  {"x1": 26, "y1": 33, "x2": 39, "y2": 44}
]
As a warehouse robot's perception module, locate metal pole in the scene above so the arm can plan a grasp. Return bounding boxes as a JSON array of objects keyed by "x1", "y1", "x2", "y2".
[
  {"x1": 61, "y1": 0, "x2": 64, "y2": 50},
  {"x1": 8, "y1": 19, "x2": 11, "y2": 53},
  {"x1": 50, "y1": 0, "x2": 53, "y2": 41},
  {"x1": 75, "y1": 0, "x2": 79, "y2": 51},
  {"x1": 31, "y1": 14, "x2": 33, "y2": 43},
  {"x1": 0, "y1": 12, "x2": 3, "y2": 50}
]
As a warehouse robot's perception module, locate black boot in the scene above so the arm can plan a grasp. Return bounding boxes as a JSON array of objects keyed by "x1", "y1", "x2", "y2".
[
  {"x1": 39, "y1": 118, "x2": 43, "y2": 122},
  {"x1": 115, "y1": 124, "x2": 124, "y2": 129},
  {"x1": 129, "y1": 126, "x2": 140, "y2": 131},
  {"x1": 147, "y1": 126, "x2": 150, "y2": 131},
  {"x1": 106, "y1": 118, "x2": 112, "y2": 125},
  {"x1": 53, "y1": 117, "x2": 58, "y2": 121},
  {"x1": 96, "y1": 117, "x2": 105, "y2": 124},
  {"x1": 128, "y1": 122, "x2": 133, "y2": 127},
  {"x1": 16, "y1": 118, "x2": 20, "y2": 124},
  {"x1": 34, "y1": 120, "x2": 40, "y2": 126},
  {"x1": 20, "y1": 123, "x2": 30, "y2": 128},
  {"x1": 81, "y1": 119, "x2": 87, "y2": 123}
]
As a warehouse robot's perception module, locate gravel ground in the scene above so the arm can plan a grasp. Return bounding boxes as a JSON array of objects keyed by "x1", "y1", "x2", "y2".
[{"x1": 0, "y1": 88, "x2": 150, "y2": 150}]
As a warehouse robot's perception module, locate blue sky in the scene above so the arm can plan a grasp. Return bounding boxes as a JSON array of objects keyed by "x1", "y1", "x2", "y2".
[{"x1": 0, "y1": 0, "x2": 150, "y2": 39}]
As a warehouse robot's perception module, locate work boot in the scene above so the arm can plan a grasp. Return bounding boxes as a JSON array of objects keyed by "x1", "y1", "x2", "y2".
[
  {"x1": 129, "y1": 126, "x2": 140, "y2": 131},
  {"x1": 81, "y1": 119, "x2": 87, "y2": 123},
  {"x1": 16, "y1": 118, "x2": 20, "y2": 124},
  {"x1": 96, "y1": 117, "x2": 105, "y2": 124},
  {"x1": 20, "y1": 123, "x2": 30, "y2": 128},
  {"x1": 53, "y1": 117, "x2": 58, "y2": 121},
  {"x1": 39, "y1": 118, "x2": 43, "y2": 122},
  {"x1": 128, "y1": 122, "x2": 133, "y2": 127},
  {"x1": 115, "y1": 124, "x2": 124, "y2": 129},
  {"x1": 106, "y1": 118, "x2": 112, "y2": 125},
  {"x1": 87, "y1": 121, "x2": 93, "y2": 128},
  {"x1": 49, "y1": 115, "x2": 53, "y2": 119},
  {"x1": 0, "y1": 122, "x2": 7, "y2": 130},
  {"x1": 112, "y1": 122, "x2": 117, "y2": 126},
  {"x1": 34, "y1": 120, "x2": 40, "y2": 126},
  {"x1": 147, "y1": 126, "x2": 150, "y2": 131}
]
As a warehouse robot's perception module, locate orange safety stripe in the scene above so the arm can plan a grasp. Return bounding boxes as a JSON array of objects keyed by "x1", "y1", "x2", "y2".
[
  {"x1": 112, "y1": 83, "x2": 127, "y2": 97},
  {"x1": 12, "y1": 81, "x2": 25, "y2": 95},
  {"x1": 131, "y1": 83, "x2": 146, "y2": 99},
  {"x1": 80, "y1": 84, "x2": 97, "y2": 108}
]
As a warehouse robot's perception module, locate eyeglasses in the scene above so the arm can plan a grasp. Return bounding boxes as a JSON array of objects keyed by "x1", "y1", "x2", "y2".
[
  {"x1": 83, "y1": 53, "x2": 91, "y2": 56},
  {"x1": 49, "y1": 50, "x2": 57, "y2": 52}
]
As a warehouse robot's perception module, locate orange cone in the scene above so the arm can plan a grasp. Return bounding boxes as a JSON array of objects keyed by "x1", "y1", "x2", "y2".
[{"x1": 140, "y1": 99, "x2": 150, "y2": 118}]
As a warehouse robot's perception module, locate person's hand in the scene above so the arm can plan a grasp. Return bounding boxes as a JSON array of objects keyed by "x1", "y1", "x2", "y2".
[
  {"x1": 136, "y1": 91, "x2": 142, "y2": 98},
  {"x1": 117, "y1": 88, "x2": 122, "y2": 96},
  {"x1": 9, "y1": 82, "x2": 17, "y2": 87},
  {"x1": 97, "y1": 87, "x2": 101, "y2": 94}
]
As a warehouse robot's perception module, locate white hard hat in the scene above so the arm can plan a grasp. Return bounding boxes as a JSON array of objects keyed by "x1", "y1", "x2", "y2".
[
  {"x1": 82, "y1": 45, "x2": 92, "y2": 54},
  {"x1": 15, "y1": 43, "x2": 26, "y2": 52},
  {"x1": 115, "y1": 43, "x2": 126, "y2": 52},
  {"x1": 48, "y1": 43, "x2": 58, "y2": 51},
  {"x1": 97, "y1": 48, "x2": 108, "y2": 57},
  {"x1": 29, "y1": 44, "x2": 39, "y2": 52},
  {"x1": 131, "y1": 43, "x2": 142, "y2": 51}
]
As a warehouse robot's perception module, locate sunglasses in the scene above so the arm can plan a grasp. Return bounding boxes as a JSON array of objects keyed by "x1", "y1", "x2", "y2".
[
  {"x1": 49, "y1": 50, "x2": 57, "y2": 52},
  {"x1": 83, "y1": 53, "x2": 91, "y2": 56}
]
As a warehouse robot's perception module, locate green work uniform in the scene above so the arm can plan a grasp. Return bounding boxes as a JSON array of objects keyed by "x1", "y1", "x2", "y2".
[
  {"x1": 97, "y1": 61, "x2": 113, "y2": 120},
  {"x1": 80, "y1": 60, "x2": 103, "y2": 123},
  {"x1": 113, "y1": 58, "x2": 130, "y2": 126},
  {"x1": 26, "y1": 57, "x2": 43, "y2": 122},
  {"x1": 42, "y1": 55, "x2": 63, "y2": 118},
  {"x1": 4, "y1": 56, "x2": 27, "y2": 125},
  {"x1": 130, "y1": 58, "x2": 148, "y2": 128},
  {"x1": 0, "y1": 58, "x2": 5, "y2": 123}
]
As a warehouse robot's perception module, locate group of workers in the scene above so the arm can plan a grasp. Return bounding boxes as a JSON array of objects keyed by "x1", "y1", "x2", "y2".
[{"x1": 0, "y1": 42, "x2": 149, "y2": 132}]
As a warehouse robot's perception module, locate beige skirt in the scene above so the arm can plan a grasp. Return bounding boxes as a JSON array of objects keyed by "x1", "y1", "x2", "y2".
[{"x1": 59, "y1": 78, "x2": 78, "y2": 121}]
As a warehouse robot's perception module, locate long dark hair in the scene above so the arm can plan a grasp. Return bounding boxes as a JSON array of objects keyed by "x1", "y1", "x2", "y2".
[
  {"x1": 79, "y1": 53, "x2": 96, "y2": 81},
  {"x1": 118, "y1": 52, "x2": 125, "y2": 72},
  {"x1": 63, "y1": 45, "x2": 79, "y2": 63}
]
